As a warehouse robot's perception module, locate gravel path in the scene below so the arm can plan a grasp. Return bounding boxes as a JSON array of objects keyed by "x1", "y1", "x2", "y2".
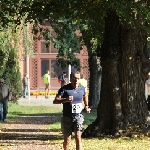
[{"x1": 0, "y1": 96, "x2": 63, "y2": 150}]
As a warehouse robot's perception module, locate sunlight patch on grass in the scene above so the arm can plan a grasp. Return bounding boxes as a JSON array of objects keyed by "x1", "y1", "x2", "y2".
[
  {"x1": 50, "y1": 122, "x2": 61, "y2": 130},
  {"x1": 83, "y1": 108, "x2": 97, "y2": 128},
  {"x1": 7, "y1": 103, "x2": 62, "y2": 119},
  {"x1": 44, "y1": 138, "x2": 150, "y2": 150},
  {"x1": 81, "y1": 138, "x2": 150, "y2": 150}
]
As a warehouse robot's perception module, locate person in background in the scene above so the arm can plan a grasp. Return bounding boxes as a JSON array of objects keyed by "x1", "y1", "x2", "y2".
[
  {"x1": 58, "y1": 71, "x2": 67, "y2": 87},
  {"x1": 145, "y1": 72, "x2": 150, "y2": 111},
  {"x1": 79, "y1": 74, "x2": 88, "y2": 109},
  {"x1": 43, "y1": 70, "x2": 50, "y2": 98},
  {"x1": 0, "y1": 78, "x2": 12, "y2": 122},
  {"x1": 79, "y1": 74, "x2": 87, "y2": 92},
  {"x1": 23, "y1": 73, "x2": 28, "y2": 98},
  {"x1": 53, "y1": 71, "x2": 91, "y2": 150}
]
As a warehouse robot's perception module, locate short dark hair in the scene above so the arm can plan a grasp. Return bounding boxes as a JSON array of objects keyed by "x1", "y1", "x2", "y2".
[
  {"x1": 63, "y1": 71, "x2": 66, "y2": 74},
  {"x1": 80, "y1": 74, "x2": 84, "y2": 78},
  {"x1": 70, "y1": 71, "x2": 80, "y2": 79}
]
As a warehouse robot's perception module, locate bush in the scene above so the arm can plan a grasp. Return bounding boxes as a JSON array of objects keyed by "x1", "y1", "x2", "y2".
[
  {"x1": 30, "y1": 91, "x2": 57, "y2": 96},
  {"x1": 30, "y1": 91, "x2": 89, "y2": 96},
  {"x1": 2, "y1": 49, "x2": 22, "y2": 102}
]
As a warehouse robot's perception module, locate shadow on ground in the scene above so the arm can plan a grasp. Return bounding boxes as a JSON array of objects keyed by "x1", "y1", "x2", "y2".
[
  {"x1": 0, "y1": 113, "x2": 63, "y2": 142},
  {"x1": 7, "y1": 113, "x2": 62, "y2": 125},
  {"x1": 0, "y1": 131, "x2": 63, "y2": 141}
]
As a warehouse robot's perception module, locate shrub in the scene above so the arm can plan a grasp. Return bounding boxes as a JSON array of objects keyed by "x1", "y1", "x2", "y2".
[
  {"x1": 2, "y1": 49, "x2": 22, "y2": 102},
  {"x1": 30, "y1": 91, "x2": 89, "y2": 96},
  {"x1": 30, "y1": 91, "x2": 57, "y2": 96}
]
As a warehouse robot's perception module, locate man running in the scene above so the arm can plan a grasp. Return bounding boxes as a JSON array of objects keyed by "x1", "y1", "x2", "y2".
[{"x1": 53, "y1": 71, "x2": 91, "y2": 150}]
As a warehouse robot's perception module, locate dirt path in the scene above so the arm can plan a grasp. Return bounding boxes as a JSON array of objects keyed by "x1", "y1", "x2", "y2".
[{"x1": 0, "y1": 113, "x2": 63, "y2": 150}]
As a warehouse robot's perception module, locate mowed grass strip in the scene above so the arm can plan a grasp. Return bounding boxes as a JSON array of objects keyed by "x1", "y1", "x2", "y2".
[{"x1": 1, "y1": 103, "x2": 150, "y2": 150}]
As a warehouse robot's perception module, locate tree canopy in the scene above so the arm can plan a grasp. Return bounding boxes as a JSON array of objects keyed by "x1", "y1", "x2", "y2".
[
  {"x1": 1, "y1": 1, "x2": 150, "y2": 60},
  {"x1": 1, "y1": 0, "x2": 150, "y2": 137}
]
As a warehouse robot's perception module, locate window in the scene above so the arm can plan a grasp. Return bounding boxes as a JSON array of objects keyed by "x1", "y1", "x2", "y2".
[
  {"x1": 41, "y1": 41, "x2": 58, "y2": 53},
  {"x1": 50, "y1": 30, "x2": 58, "y2": 53},
  {"x1": 51, "y1": 60, "x2": 62, "y2": 78},
  {"x1": 41, "y1": 59, "x2": 49, "y2": 77},
  {"x1": 51, "y1": 60, "x2": 68, "y2": 78},
  {"x1": 51, "y1": 42, "x2": 58, "y2": 53},
  {"x1": 40, "y1": 30, "x2": 58, "y2": 53},
  {"x1": 41, "y1": 59, "x2": 68, "y2": 78},
  {"x1": 41, "y1": 42, "x2": 50, "y2": 53}
]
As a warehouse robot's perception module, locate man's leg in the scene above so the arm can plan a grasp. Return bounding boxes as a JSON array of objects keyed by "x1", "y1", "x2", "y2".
[
  {"x1": 25, "y1": 85, "x2": 27, "y2": 98},
  {"x1": 72, "y1": 114, "x2": 84, "y2": 150},
  {"x1": 63, "y1": 135, "x2": 71, "y2": 150},
  {"x1": 3, "y1": 100, "x2": 8, "y2": 121},
  {"x1": 47, "y1": 84, "x2": 50, "y2": 97},
  {"x1": 74, "y1": 130, "x2": 82, "y2": 150},
  {"x1": 23, "y1": 85, "x2": 27, "y2": 98},
  {"x1": 45, "y1": 84, "x2": 48, "y2": 98},
  {"x1": 23, "y1": 86, "x2": 26, "y2": 98},
  {"x1": 61, "y1": 116, "x2": 72, "y2": 150}
]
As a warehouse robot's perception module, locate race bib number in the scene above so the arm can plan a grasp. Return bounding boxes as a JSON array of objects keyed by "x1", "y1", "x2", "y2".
[{"x1": 72, "y1": 103, "x2": 82, "y2": 113}]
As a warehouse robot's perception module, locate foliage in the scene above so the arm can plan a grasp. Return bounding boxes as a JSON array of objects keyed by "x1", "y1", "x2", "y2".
[
  {"x1": 22, "y1": 21, "x2": 34, "y2": 56},
  {"x1": 0, "y1": 22, "x2": 34, "y2": 102},
  {"x1": 0, "y1": 7, "x2": 34, "y2": 101},
  {"x1": 0, "y1": 0, "x2": 150, "y2": 138},
  {"x1": 2, "y1": 49, "x2": 22, "y2": 101},
  {"x1": 18, "y1": 0, "x2": 150, "y2": 70},
  {"x1": 28, "y1": 0, "x2": 150, "y2": 54},
  {"x1": 0, "y1": 0, "x2": 34, "y2": 28},
  {"x1": 1, "y1": 0, "x2": 150, "y2": 68},
  {"x1": 33, "y1": 18, "x2": 81, "y2": 70},
  {"x1": 0, "y1": 28, "x2": 13, "y2": 76},
  {"x1": 0, "y1": 26, "x2": 22, "y2": 101},
  {"x1": 1, "y1": 0, "x2": 150, "y2": 52},
  {"x1": 51, "y1": 19, "x2": 81, "y2": 70}
]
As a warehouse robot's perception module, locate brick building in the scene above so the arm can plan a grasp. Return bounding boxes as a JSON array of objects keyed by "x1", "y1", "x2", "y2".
[{"x1": 19, "y1": 35, "x2": 89, "y2": 91}]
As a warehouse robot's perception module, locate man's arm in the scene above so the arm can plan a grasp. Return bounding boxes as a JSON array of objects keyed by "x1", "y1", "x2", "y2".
[
  {"x1": 83, "y1": 94, "x2": 91, "y2": 113},
  {"x1": 8, "y1": 86, "x2": 12, "y2": 100},
  {"x1": 53, "y1": 95, "x2": 73, "y2": 104},
  {"x1": 59, "y1": 74, "x2": 66, "y2": 84},
  {"x1": 83, "y1": 94, "x2": 88, "y2": 106}
]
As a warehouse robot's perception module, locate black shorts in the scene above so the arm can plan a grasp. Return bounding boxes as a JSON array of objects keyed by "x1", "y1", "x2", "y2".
[{"x1": 61, "y1": 114, "x2": 84, "y2": 137}]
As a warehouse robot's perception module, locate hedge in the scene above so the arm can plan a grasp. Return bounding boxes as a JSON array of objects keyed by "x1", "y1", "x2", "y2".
[{"x1": 30, "y1": 91, "x2": 89, "y2": 96}]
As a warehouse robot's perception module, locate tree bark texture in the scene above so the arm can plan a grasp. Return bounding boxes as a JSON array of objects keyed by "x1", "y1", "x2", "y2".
[
  {"x1": 88, "y1": 54, "x2": 102, "y2": 109},
  {"x1": 83, "y1": 10, "x2": 150, "y2": 137}
]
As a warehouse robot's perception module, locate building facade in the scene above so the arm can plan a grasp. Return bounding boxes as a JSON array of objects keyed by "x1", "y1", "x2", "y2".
[{"x1": 19, "y1": 39, "x2": 89, "y2": 91}]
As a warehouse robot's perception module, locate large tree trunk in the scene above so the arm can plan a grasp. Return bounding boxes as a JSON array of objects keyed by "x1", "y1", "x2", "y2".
[
  {"x1": 83, "y1": 10, "x2": 150, "y2": 137},
  {"x1": 88, "y1": 54, "x2": 102, "y2": 109}
]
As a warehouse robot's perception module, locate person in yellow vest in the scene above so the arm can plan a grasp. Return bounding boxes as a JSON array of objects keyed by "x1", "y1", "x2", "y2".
[
  {"x1": 43, "y1": 70, "x2": 50, "y2": 98},
  {"x1": 79, "y1": 74, "x2": 87, "y2": 92},
  {"x1": 79, "y1": 74, "x2": 88, "y2": 109}
]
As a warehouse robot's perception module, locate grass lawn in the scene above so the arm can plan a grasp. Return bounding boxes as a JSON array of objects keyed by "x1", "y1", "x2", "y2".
[
  {"x1": 1, "y1": 102, "x2": 150, "y2": 150},
  {"x1": 7, "y1": 102, "x2": 62, "y2": 119}
]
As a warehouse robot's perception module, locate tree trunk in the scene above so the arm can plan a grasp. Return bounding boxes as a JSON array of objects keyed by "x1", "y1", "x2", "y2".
[
  {"x1": 83, "y1": 10, "x2": 150, "y2": 137},
  {"x1": 88, "y1": 54, "x2": 102, "y2": 109}
]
